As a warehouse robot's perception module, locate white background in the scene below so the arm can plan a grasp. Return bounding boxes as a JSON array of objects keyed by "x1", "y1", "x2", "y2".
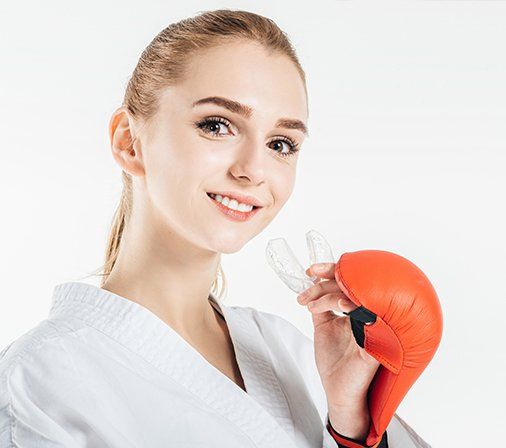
[{"x1": 1, "y1": 1, "x2": 505, "y2": 446}]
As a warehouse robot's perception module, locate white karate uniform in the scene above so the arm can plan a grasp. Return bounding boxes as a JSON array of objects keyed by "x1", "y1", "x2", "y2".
[{"x1": 0, "y1": 281, "x2": 431, "y2": 447}]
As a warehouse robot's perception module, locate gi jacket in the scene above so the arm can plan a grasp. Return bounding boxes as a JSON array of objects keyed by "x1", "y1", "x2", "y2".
[{"x1": 0, "y1": 281, "x2": 431, "y2": 447}]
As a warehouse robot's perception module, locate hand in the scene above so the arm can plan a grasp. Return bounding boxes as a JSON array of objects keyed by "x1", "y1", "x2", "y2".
[{"x1": 298, "y1": 262, "x2": 381, "y2": 414}]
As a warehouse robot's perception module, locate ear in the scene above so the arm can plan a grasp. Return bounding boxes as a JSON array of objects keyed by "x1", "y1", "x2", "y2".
[{"x1": 109, "y1": 106, "x2": 145, "y2": 177}]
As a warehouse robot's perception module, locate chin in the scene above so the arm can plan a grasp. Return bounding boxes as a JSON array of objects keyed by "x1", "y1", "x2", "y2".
[
  {"x1": 217, "y1": 241, "x2": 248, "y2": 255},
  {"x1": 209, "y1": 234, "x2": 253, "y2": 254}
]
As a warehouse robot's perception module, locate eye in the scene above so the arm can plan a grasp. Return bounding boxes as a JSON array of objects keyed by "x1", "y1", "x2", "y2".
[
  {"x1": 194, "y1": 116, "x2": 232, "y2": 137},
  {"x1": 194, "y1": 116, "x2": 301, "y2": 159},
  {"x1": 268, "y1": 137, "x2": 301, "y2": 159}
]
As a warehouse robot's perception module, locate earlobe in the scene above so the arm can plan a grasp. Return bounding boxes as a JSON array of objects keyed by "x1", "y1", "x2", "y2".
[{"x1": 109, "y1": 107, "x2": 145, "y2": 177}]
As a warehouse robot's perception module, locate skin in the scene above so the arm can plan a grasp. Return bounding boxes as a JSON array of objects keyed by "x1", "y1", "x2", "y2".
[
  {"x1": 301, "y1": 263, "x2": 381, "y2": 441},
  {"x1": 104, "y1": 39, "x2": 307, "y2": 344}
]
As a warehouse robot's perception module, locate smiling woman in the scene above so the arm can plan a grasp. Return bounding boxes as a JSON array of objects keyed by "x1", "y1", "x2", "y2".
[{"x1": 0, "y1": 8, "x2": 430, "y2": 448}]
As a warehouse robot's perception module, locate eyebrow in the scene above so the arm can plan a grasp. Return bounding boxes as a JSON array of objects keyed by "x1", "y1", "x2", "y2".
[{"x1": 192, "y1": 96, "x2": 308, "y2": 136}]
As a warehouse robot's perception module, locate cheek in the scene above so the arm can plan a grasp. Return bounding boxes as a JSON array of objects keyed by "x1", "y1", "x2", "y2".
[
  {"x1": 143, "y1": 137, "x2": 215, "y2": 213},
  {"x1": 272, "y1": 169, "x2": 296, "y2": 208}
]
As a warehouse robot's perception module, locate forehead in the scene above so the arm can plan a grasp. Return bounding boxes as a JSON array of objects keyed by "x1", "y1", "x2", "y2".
[{"x1": 170, "y1": 40, "x2": 308, "y2": 122}]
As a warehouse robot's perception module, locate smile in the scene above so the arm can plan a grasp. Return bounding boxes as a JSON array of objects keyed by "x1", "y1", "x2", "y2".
[{"x1": 206, "y1": 192, "x2": 261, "y2": 222}]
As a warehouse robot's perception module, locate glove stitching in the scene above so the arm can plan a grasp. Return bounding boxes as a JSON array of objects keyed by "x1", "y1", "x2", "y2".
[
  {"x1": 337, "y1": 256, "x2": 405, "y2": 372},
  {"x1": 364, "y1": 322, "x2": 403, "y2": 373}
]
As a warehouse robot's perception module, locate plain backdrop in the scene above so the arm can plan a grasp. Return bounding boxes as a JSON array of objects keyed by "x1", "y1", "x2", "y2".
[{"x1": 1, "y1": 1, "x2": 505, "y2": 446}]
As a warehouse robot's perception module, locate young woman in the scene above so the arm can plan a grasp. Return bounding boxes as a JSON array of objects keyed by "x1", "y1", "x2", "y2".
[{"x1": 0, "y1": 9, "x2": 431, "y2": 448}]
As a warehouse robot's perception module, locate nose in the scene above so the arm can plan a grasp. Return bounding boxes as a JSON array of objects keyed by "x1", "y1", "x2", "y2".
[{"x1": 229, "y1": 139, "x2": 267, "y2": 185}]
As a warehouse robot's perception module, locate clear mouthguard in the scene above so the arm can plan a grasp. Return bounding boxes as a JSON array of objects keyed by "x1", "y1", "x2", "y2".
[{"x1": 266, "y1": 229, "x2": 346, "y2": 317}]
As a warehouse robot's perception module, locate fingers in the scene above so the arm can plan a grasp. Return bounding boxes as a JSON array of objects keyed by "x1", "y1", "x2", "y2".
[
  {"x1": 297, "y1": 279, "x2": 347, "y2": 305},
  {"x1": 336, "y1": 298, "x2": 357, "y2": 314},
  {"x1": 307, "y1": 294, "x2": 358, "y2": 314},
  {"x1": 305, "y1": 262, "x2": 336, "y2": 280}
]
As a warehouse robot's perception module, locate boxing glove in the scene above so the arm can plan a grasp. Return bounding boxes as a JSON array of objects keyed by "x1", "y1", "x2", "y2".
[{"x1": 328, "y1": 249, "x2": 443, "y2": 448}]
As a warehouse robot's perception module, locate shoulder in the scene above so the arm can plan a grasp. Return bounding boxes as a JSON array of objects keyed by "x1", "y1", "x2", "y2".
[
  {"x1": 0, "y1": 320, "x2": 62, "y2": 377},
  {"x1": 0, "y1": 320, "x2": 61, "y2": 430},
  {"x1": 0, "y1": 319, "x2": 93, "y2": 446},
  {"x1": 0, "y1": 318, "x2": 86, "y2": 402}
]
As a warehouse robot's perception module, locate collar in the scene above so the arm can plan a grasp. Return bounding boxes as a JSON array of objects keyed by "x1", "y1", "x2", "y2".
[
  {"x1": 48, "y1": 281, "x2": 225, "y2": 358},
  {"x1": 47, "y1": 281, "x2": 299, "y2": 446}
]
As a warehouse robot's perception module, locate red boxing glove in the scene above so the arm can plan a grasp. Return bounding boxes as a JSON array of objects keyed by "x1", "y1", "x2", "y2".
[{"x1": 332, "y1": 250, "x2": 443, "y2": 448}]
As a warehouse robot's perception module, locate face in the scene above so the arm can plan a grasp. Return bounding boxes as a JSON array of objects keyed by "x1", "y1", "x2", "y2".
[{"x1": 115, "y1": 39, "x2": 308, "y2": 254}]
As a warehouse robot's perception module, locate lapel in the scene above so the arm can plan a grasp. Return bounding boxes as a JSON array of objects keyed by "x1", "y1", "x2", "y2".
[
  {"x1": 49, "y1": 282, "x2": 296, "y2": 447},
  {"x1": 209, "y1": 293, "x2": 296, "y2": 441}
]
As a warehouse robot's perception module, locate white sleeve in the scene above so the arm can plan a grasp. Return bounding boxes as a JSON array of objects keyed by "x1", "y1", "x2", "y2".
[
  {"x1": 0, "y1": 354, "x2": 79, "y2": 447},
  {"x1": 387, "y1": 413, "x2": 433, "y2": 448}
]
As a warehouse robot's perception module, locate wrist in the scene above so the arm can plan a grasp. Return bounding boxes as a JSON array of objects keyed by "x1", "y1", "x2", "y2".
[{"x1": 327, "y1": 403, "x2": 370, "y2": 441}]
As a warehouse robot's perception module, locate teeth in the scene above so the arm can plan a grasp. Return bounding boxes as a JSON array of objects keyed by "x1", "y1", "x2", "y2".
[{"x1": 209, "y1": 193, "x2": 254, "y2": 212}]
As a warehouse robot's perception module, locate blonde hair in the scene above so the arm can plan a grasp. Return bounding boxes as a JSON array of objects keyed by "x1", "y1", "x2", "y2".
[{"x1": 92, "y1": 9, "x2": 307, "y2": 301}]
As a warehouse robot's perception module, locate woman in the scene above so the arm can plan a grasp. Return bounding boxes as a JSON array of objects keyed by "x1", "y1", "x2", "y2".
[{"x1": 0, "y1": 9, "x2": 431, "y2": 448}]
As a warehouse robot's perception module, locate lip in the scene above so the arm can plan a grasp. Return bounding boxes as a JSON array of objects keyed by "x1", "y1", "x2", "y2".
[
  {"x1": 206, "y1": 192, "x2": 261, "y2": 222},
  {"x1": 206, "y1": 190, "x2": 264, "y2": 207}
]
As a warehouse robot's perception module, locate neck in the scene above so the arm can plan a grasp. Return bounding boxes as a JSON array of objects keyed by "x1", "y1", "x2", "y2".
[{"x1": 101, "y1": 202, "x2": 222, "y2": 340}]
